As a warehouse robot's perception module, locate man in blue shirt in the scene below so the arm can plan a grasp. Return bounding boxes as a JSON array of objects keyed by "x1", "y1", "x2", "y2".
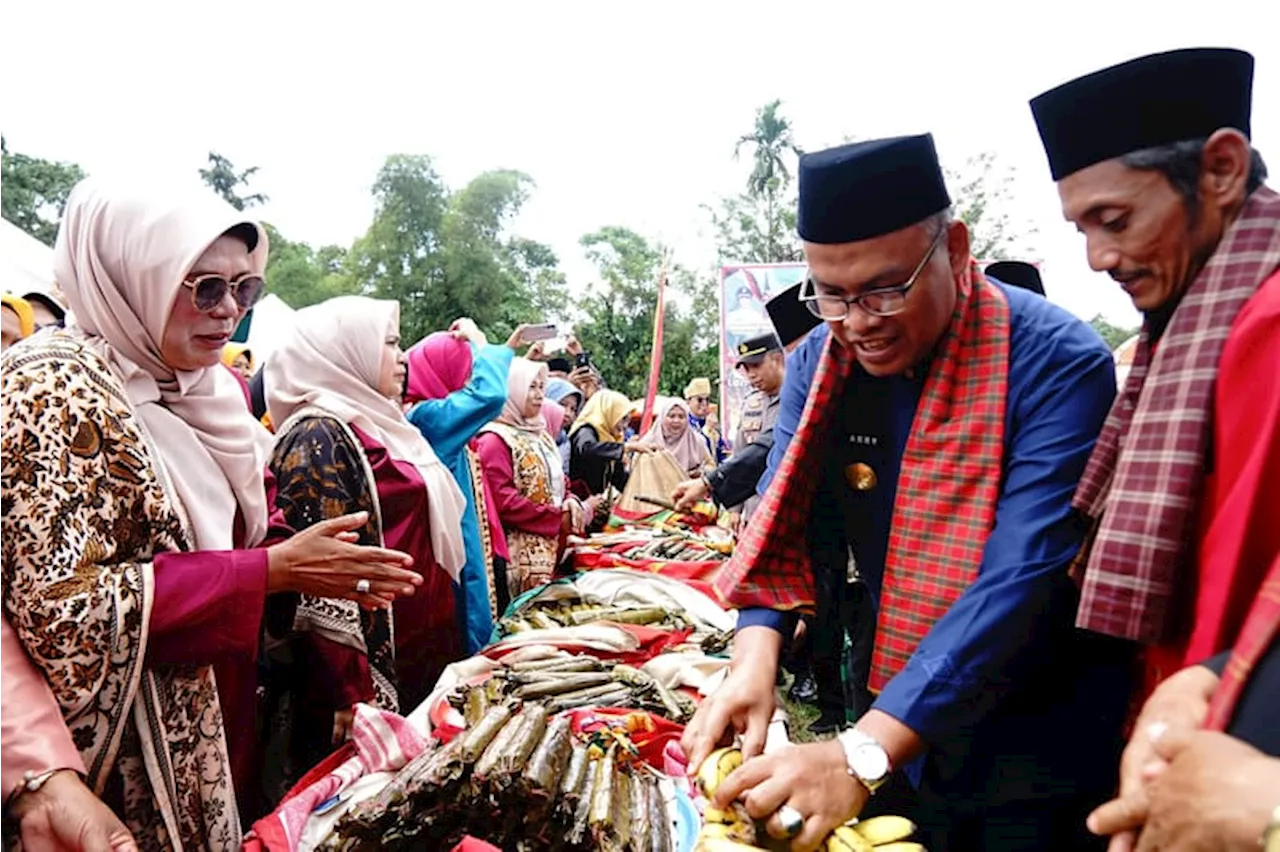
[{"x1": 682, "y1": 135, "x2": 1135, "y2": 852}]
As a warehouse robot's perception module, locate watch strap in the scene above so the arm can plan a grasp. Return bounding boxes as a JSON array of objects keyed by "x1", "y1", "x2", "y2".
[{"x1": 836, "y1": 728, "x2": 891, "y2": 794}]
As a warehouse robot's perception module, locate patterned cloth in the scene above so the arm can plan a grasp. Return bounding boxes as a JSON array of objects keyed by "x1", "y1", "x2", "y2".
[
  {"x1": 247, "y1": 703, "x2": 428, "y2": 852},
  {"x1": 1203, "y1": 554, "x2": 1280, "y2": 732},
  {"x1": 2, "y1": 331, "x2": 240, "y2": 850},
  {"x1": 715, "y1": 261, "x2": 1010, "y2": 688},
  {"x1": 270, "y1": 413, "x2": 399, "y2": 712},
  {"x1": 1074, "y1": 187, "x2": 1280, "y2": 644},
  {"x1": 479, "y1": 423, "x2": 561, "y2": 596}
]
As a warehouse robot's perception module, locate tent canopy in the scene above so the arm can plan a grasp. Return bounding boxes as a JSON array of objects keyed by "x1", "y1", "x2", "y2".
[
  {"x1": 1, "y1": 218, "x2": 56, "y2": 298},
  {"x1": 243, "y1": 294, "x2": 296, "y2": 364}
]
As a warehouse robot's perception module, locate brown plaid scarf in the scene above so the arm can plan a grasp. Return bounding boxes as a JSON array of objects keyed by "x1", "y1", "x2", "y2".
[
  {"x1": 1074, "y1": 186, "x2": 1280, "y2": 644},
  {"x1": 715, "y1": 261, "x2": 1010, "y2": 688}
]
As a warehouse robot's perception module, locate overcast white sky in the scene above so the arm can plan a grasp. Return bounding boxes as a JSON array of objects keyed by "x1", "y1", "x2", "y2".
[{"x1": 3, "y1": 0, "x2": 1275, "y2": 326}]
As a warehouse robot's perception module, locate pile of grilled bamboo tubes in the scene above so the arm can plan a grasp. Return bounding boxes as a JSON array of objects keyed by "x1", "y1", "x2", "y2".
[{"x1": 322, "y1": 703, "x2": 674, "y2": 851}]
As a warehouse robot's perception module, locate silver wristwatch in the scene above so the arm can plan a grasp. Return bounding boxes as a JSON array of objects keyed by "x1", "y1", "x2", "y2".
[{"x1": 836, "y1": 728, "x2": 891, "y2": 794}]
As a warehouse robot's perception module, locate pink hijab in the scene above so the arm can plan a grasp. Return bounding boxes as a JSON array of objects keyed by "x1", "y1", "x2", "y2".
[
  {"x1": 542, "y1": 399, "x2": 566, "y2": 439},
  {"x1": 405, "y1": 332, "x2": 473, "y2": 404}
]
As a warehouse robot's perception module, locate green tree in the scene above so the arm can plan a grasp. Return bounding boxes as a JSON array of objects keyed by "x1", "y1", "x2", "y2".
[
  {"x1": 199, "y1": 152, "x2": 268, "y2": 210},
  {"x1": 709, "y1": 100, "x2": 803, "y2": 264},
  {"x1": 1088, "y1": 314, "x2": 1139, "y2": 351},
  {"x1": 1, "y1": 138, "x2": 85, "y2": 246},
  {"x1": 944, "y1": 152, "x2": 1034, "y2": 262},
  {"x1": 573, "y1": 227, "x2": 717, "y2": 398},
  {"x1": 260, "y1": 223, "x2": 358, "y2": 308},
  {"x1": 347, "y1": 154, "x2": 450, "y2": 343},
  {"x1": 347, "y1": 158, "x2": 560, "y2": 345},
  {"x1": 734, "y1": 100, "x2": 802, "y2": 198}
]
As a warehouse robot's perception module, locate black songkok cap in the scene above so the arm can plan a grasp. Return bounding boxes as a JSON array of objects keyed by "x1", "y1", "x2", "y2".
[
  {"x1": 797, "y1": 134, "x2": 951, "y2": 244},
  {"x1": 1030, "y1": 48, "x2": 1254, "y2": 181},
  {"x1": 765, "y1": 281, "x2": 821, "y2": 347},
  {"x1": 984, "y1": 261, "x2": 1045, "y2": 297},
  {"x1": 735, "y1": 332, "x2": 783, "y2": 366}
]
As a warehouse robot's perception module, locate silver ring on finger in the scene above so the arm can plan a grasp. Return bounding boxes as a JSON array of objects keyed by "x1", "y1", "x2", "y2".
[
  {"x1": 355, "y1": 578, "x2": 371, "y2": 595},
  {"x1": 775, "y1": 804, "x2": 805, "y2": 839}
]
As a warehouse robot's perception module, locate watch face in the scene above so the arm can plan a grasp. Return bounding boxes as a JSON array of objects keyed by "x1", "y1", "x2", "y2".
[{"x1": 850, "y1": 743, "x2": 889, "y2": 781}]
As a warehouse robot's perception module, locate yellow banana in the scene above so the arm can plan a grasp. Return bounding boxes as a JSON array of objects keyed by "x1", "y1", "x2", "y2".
[
  {"x1": 852, "y1": 815, "x2": 917, "y2": 845},
  {"x1": 870, "y1": 844, "x2": 927, "y2": 852},
  {"x1": 698, "y1": 821, "x2": 758, "y2": 844},
  {"x1": 695, "y1": 747, "x2": 743, "y2": 798},
  {"x1": 705, "y1": 801, "x2": 754, "y2": 825},
  {"x1": 694, "y1": 835, "x2": 768, "y2": 852},
  {"x1": 825, "y1": 825, "x2": 876, "y2": 852}
]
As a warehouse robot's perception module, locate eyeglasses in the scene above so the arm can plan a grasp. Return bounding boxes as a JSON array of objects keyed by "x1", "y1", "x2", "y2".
[
  {"x1": 799, "y1": 226, "x2": 946, "y2": 320},
  {"x1": 689, "y1": 396, "x2": 710, "y2": 404},
  {"x1": 182, "y1": 273, "x2": 265, "y2": 313}
]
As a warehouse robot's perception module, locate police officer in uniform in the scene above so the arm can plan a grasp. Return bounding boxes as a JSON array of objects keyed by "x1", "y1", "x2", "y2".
[{"x1": 731, "y1": 332, "x2": 785, "y2": 522}]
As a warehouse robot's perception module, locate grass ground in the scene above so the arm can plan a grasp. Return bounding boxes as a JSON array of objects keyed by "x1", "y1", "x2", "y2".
[{"x1": 776, "y1": 670, "x2": 826, "y2": 743}]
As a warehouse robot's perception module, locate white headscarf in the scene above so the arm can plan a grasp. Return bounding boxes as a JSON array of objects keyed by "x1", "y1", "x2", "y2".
[
  {"x1": 498, "y1": 358, "x2": 549, "y2": 435},
  {"x1": 497, "y1": 357, "x2": 565, "y2": 503},
  {"x1": 53, "y1": 176, "x2": 273, "y2": 550},
  {"x1": 265, "y1": 296, "x2": 468, "y2": 576}
]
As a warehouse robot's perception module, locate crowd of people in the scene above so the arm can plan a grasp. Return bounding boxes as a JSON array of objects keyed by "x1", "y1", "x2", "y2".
[{"x1": 1, "y1": 45, "x2": 1277, "y2": 852}]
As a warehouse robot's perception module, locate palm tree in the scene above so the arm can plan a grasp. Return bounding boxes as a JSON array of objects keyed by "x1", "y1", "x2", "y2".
[{"x1": 733, "y1": 100, "x2": 803, "y2": 199}]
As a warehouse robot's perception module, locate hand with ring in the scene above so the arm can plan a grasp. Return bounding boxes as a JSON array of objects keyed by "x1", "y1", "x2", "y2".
[
  {"x1": 267, "y1": 512, "x2": 420, "y2": 610},
  {"x1": 769, "y1": 804, "x2": 806, "y2": 840},
  {"x1": 713, "y1": 740, "x2": 868, "y2": 852}
]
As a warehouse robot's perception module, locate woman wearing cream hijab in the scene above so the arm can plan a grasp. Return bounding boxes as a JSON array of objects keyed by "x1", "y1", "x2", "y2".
[
  {"x1": 267, "y1": 296, "x2": 468, "y2": 736},
  {"x1": 1, "y1": 177, "x2": 419, "y2": 846},
  {"x1": 476, "y1": 358, "x2": 593, "y2": 596}
]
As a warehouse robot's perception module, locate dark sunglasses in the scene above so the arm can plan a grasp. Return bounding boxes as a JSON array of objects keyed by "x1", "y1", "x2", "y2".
[
  {"x1": 689, "y1": 396, "x2": 710, "y2": 404},
  {"x1": 182, "y1": 273, "x2": 265, "y2": 313}
]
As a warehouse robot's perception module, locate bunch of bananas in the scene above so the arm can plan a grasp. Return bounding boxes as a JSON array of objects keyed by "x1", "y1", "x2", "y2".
[{"x1": 693, "y1": 748, "x2": 926, "y2": 852}]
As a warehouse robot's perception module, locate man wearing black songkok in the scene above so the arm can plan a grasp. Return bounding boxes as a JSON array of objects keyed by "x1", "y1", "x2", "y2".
[
  {"x1": 1030, "y1": 46, "x2": 1280, "y2": 852},
  {"x1": 683, "y1": 133, "x2": 1132, "y2": 851}
]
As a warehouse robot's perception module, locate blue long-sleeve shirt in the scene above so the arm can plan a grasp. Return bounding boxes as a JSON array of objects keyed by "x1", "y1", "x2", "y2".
[
  {"x1": 738, "y1": 283, "x2": 1136, "y2": 800},
  {"x1": 406, "y1": 343, "x2": 512, "y2": 653}
]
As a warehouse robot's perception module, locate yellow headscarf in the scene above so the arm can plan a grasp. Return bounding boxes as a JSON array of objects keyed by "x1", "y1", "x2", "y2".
[
  {"x1": 1, "y1": 294, "x2": 36, "y2": 340},
  {"x1": 570, "y1": 389, "x2": 632, "y2": 443},
  {"x1": 221, "y1": 342, "x2": 253, "y2": 371}
]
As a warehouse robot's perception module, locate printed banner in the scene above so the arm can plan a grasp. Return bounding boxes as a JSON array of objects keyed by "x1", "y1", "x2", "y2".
[{"x1": 718, "y1": 263, "x2": 807, "y2": 443}]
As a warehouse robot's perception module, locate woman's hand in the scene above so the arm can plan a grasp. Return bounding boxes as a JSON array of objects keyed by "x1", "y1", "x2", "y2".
[
  {"x1": 11, "y1": 770, "x2": 138, "y2": 852},
  {"x1": 267, "y1": 512, "x2": 421, "y2": 609},
  {"x1": 525, "y1": 340, "x2": 548, "y2": 361},
  {"x1": 564, "y1": 334, "x2": 584, "y2": 357},
  {"x1": 563, "y1": 497, "x2": 588, "y2": 535},
  {"x1": 568, "y1": 367, "x2": 599, "y2": 398},
  {"x1": 450, "y1": 317, "x2": 487, "y2": 346},
  {"x1": 505, "y1": 325, "x2": 531, "y2": 351},
  {"x1": 332, "y1": 707, "x2": 356, "y2": 745},
  {"x1": 624, "y1": 440, "x2": 655, "y2": 454}
]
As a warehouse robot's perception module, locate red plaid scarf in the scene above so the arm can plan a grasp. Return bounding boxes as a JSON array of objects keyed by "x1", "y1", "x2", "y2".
[
  {"x1": 715, "y1": 260, "x2": 1010, "y2": 689},
  {"x1": 1203, "y1": 553, "x2": 1280, "y2": 732},
  {"x1": 1074, "y1": 187, "x2": 1280, "y2": 644}
]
